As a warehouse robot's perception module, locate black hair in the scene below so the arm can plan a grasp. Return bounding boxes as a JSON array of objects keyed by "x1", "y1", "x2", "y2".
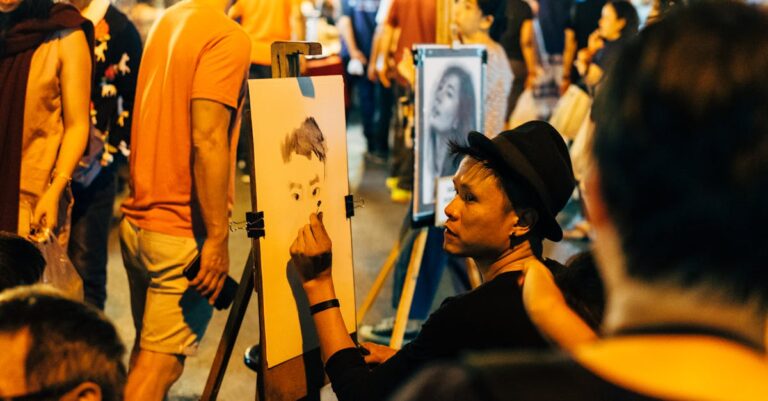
[
  {"x1": 450, "y1": 142, "x2": 546, "y2": 257},
  {"x1": 281, "y1": 117, "x2": 327, "y2": 164},
  {"x1": 0, "y1": 231, "x2": 45, "y2": 292},
  {"x1": 0, "y1": 287, "x2": 126, "y2": 401},
  {"x1": 476, "y1": 0, "x2": 507, "y2": 42},
  {"x1": 593, "y1": 1, "x2": 768, "y2": 306},
  {"x1": 607, "y1": 0, "x2": 639, "y2": 38},
  {"x1": 553, "y1": 251, "x2": 605, "y2": 331},
  {"x1": 0, "y1": 0, "x2": 54, "y2": 40}
]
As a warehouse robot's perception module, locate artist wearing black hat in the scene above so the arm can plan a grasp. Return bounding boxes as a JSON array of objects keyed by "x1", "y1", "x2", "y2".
[
  {"x1": 394, "y1": 2, "x2": 768, "y2": 400},
  {"x1": 288, "y1": 120, "x2": 591, "y2": 401}
]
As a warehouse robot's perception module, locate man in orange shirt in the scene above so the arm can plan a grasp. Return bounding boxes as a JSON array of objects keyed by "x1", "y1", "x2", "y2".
[{"x1": 119, "y1": 0, "x2": 250, "y2": 398}]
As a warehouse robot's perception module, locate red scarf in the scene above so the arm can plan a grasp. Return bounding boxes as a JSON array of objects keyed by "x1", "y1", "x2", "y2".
[{"x1": 0, "y1": 3, "x2": 93, "y2": 232}]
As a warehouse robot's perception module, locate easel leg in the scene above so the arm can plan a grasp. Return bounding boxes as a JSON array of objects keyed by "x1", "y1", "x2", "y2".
[
  {"x1": 201, "y1": 251, "x2": 256, "y2": 401},
  {"x1": 389, "y1": 229, "x2": 428, "y2": 349},
  {"x1": 356, "y1": 239, "x2": 401, "y2": 323}
]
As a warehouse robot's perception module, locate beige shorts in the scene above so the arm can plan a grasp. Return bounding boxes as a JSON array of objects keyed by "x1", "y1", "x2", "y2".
[{"x1": 119, "y1": 218, "x2": 212, "y2": 356}]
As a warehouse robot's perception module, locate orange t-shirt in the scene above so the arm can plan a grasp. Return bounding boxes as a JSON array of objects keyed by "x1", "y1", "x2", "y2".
[
  {"x1": 387, "y1": 0, "x2": 436, "y2": 64},
  {"x1": 121, "y1": 0, "x2": 250, "y2": 238},
  {"x1": 231, "y1": 0, "x2": 299, "y2": 66}
]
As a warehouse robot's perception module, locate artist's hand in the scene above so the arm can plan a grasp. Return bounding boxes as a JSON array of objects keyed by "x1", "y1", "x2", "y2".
[
  {"x1": 290, "y1": 212, "x2": 333, "y2": 283},
  {"x1": 361, "y1": 342, "x2": 397, "y2": 365},
  {"x1": 32, "y1": 187, "x2": 61, "y2": 232},
  {"x1": 191, "y1": 237, "x2": 230, "y2": 304}
]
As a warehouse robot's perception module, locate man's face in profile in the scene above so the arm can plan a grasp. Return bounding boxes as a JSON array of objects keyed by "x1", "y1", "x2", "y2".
[{"x1": 285, "y1": 152, "x2": 325, "y2": 232}]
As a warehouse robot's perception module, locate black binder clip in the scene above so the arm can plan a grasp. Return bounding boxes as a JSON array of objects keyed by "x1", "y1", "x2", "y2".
[
  {"x1": 245, "y1": 211, "x2": 265, "y2": 238},
  {"x1": 345, "y1": 195, "x2": 355, "y2": 218}
]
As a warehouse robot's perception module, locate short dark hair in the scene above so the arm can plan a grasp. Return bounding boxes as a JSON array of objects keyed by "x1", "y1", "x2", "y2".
[
  {"x1": 0, "y1": 287, "x2": 126, "y2": 401},
  {"x1": 593, "y1": 2, "x2": 768, "y2": 306},
  {"x1": 608, "y1": 0, "x2": 639, "y2": 38},
  {"x1": 0, "y1": 231, "x2": 45, "y2": 292},
  {"x1": 281, "y1": 117, "x2": 327, "y2": 164},
  {"x1": 476, "y1": 0, "x2": 507, "y2": 42}
]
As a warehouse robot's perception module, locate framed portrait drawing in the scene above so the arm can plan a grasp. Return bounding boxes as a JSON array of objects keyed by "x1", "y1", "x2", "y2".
[{"x1": 412, "y1": 45, "x2": 486, "y2": 225}]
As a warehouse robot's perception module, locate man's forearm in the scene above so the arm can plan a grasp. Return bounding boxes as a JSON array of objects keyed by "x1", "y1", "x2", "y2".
[
  {"x1": 193, "y1": 142, "x2": 229, "y2": 242},
  {"x1": 562, "y1": 29, "x2": 577, "y2": 79},
  {"x1": 338, "y1": 16, "x2": 361, "y2": 56},
  {"x1": 520, "y1": 21, "x2": 538, "y2": 74},
  {"x1": 191, "y1": 101, "x2": 232, "y2": 243}
]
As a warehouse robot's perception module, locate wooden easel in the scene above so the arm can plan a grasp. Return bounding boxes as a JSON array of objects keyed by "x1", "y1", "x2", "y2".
[{"x1": 200, "y1": 41, "x2": 323, "y2": 401}]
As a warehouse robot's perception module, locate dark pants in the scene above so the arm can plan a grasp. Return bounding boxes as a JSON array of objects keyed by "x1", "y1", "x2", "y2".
[
  {"x1": 237, "y1": 64, "x2": 273, "y2": 172},
  {"x1": 357, "y1": 77, "x2": 394, "y2": 157},
  {"x1": 506, "y1": 58, "x2": 528, "y2": 121},
  {"x1": 373, "y1": 82, "x2": 394, "y2": 157},
  {"x1": 68, "y1": 168, "x2": 117, "y2": 310}
]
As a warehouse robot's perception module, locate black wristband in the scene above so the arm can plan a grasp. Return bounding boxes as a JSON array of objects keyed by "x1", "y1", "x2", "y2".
[{"x1": 310, "y1": 298, "x2": 340, "y2": 315}]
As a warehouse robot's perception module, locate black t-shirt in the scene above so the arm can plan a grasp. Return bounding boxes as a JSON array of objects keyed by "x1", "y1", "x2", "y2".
[
  {"x1": 499, "y1": 0, "x2": 533, "y2": 61},
  {"x1": 394, "y1": 351, "x2": 663, "y2": 401},
  {"x1": 568, "y1": 0, "x2": 607, "y2": 50},
  {"x1": 325, "y1": 271, "x2": 550, "y2": 401},
  {"x1": 592, "y1": 36, "x2": 627, "y2": 72}
]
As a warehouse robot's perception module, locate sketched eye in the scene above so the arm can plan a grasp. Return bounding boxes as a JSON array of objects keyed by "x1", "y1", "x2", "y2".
[
  {"x1": 291, "y1": 193, "x2": 300, "y2": 201},
  {"x1": 312, "y1": 187, "x2": 320, "y2": 197}
]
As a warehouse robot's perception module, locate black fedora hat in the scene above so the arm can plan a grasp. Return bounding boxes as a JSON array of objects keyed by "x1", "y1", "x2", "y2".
[{"x1": 467, "y1": 121, "x2": 575, "y2": 241}]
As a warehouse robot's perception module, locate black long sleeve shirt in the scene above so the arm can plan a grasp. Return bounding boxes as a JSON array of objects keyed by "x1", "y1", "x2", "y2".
[{"x1": 326, "y1": 271, "x2": 551, "y2": 401}]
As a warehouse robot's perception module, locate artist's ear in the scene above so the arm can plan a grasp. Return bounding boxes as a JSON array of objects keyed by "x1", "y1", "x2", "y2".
[
  {"x1": 509, "y1": 208, "x2": 537, "y2": 237},
  {"x1": 480, "y1": 15, "x2": 494, "y2": 32},
  {"x1": 59, "y1": 382, "x2": 102, "y2": 401}
]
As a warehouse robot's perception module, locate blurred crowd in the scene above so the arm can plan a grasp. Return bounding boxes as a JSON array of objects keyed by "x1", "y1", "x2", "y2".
[{"x1": 1, "y1": 0, "x2": 767, "y2": 400}]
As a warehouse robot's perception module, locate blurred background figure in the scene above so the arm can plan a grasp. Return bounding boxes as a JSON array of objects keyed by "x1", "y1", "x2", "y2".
[
  {"x1": 499, "y1": 0, "x2": 536, "y2": 121},
  {"x1": 114, "y1": 0, "x2": 162, "y2": 44},
  {"x1": 575, "y1": 0, "x2": 638, "y2": 90},
  {"x1": 561, "y1": 0, "x2": 606, "y2": 93},
  {"x1": 338, "y1": 0, "x2": 390, "y2": 163},
  {"x1": 0, "y1": 0, "x2": 92, "y2": 248},
  {"x1": 69, "y1": 0, "x2": 142, "y2": 311}
]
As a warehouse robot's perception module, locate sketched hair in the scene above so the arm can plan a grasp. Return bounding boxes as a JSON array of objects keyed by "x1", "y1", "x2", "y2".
[{"x1": 281, "y1": 117, "x2": 327, "y2": 163}]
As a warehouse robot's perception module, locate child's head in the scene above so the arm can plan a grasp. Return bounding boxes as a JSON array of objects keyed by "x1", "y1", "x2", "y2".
[{"x1": 453, "y1": 0, "x2": 507, "y2": 42}]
